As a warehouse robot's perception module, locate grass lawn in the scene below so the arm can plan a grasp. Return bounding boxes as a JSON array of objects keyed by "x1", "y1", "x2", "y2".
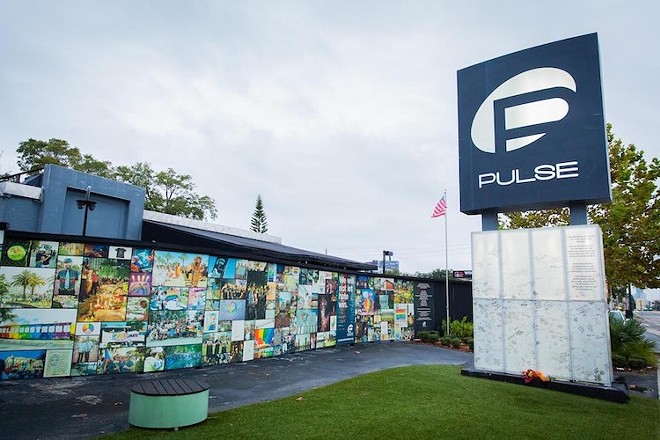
[{"x1": 108, "y1": 365, "x2": 659, "y2": 439}]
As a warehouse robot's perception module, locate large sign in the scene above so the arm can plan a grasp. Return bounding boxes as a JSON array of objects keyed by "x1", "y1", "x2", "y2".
[{"x1": 458, "y1": 33, "x2": 611, "y2": 215}]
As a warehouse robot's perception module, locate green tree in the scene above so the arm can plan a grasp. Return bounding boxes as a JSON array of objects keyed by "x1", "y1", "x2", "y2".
[
  {"x1": 115, "y1": 163, "x2": 217, "y2": 221},
  {"x1": 16, "y1": 138, "x2": 113, "y2": 177},
  {"x1": 14, "y1": 140, "x2": 217, "y2": 220},
  {"x1": 501, "y1": 124, "x2": 660, "y2": 292},
  {"x1": 250, "y1": 194, "x2": 268, "y2": 234},
  {"x1": 411, "y1": 268, "x2": 454, "y2": 280}
]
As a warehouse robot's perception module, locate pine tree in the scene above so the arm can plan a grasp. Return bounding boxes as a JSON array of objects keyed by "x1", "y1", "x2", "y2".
[{"x1": 250, "y1": 195, "x2": 268, "y2": 234}]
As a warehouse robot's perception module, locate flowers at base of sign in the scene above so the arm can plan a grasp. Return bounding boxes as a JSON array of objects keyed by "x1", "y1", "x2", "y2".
[{"x1": 522, "y1": 369, "x2": 550, "y2": 384}]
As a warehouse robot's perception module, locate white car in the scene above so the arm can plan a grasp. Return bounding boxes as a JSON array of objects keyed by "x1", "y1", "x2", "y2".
[{"x1": 608, "y1": 310, "x2": 626, "y2": 323}]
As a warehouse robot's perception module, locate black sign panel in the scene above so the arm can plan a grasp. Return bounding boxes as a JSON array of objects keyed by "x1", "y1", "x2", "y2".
[{"x1": 458, "y1": 33, "x2": 611, "y2": 214}]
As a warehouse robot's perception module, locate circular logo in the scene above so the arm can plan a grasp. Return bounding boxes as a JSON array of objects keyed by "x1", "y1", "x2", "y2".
[
  {"x1": 227, "y1": 301, "x2": 236, "y2": 312},
  {"x1": 82, "y1": 323, "x2": 95, "y2": 334},
  {"x1": 6, "y1": 245, "x2": 27, "y2": 261}
]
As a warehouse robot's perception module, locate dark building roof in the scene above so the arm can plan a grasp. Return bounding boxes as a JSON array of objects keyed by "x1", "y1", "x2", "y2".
[{"x1": 142, "y1": 219, "x2": 377, "y2": 272}]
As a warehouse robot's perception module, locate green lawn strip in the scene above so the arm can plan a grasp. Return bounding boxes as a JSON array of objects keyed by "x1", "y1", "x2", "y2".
[{"x1": 107, "y1": 365, "x2": 659, "y2": 440}]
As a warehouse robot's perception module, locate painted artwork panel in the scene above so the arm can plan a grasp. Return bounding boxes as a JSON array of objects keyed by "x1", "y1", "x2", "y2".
[
  {"x1": 203, "y1": 311, "x2": 219, "y2": 333},
  {"x1": 57, "y1": 242, "x2": 85, "y2": 257},
  {"x1": 274, "y1": 297, "x2": 294, "y2": 329},
  {"x1": 28, "y1": 241, "x2": 59, "y2": 269},
  {"x1": 164, "y1": 344, "x2": 202, "y2": 370},
  {"x1": 318, "y1": 293, "x2": 336, "y2": 333},
  {"x1": 1, "y1": 239, "x2": 32, "y2": 266},
  {"x1": 297, "y1": 285, "x2": 317, "y2": 310},
  {"x1": 202, "y1": 332, "x2": 232, "y2": 366},
  {"x1": 146, "y1": 310, "x2": 203, "y2": 347},
  {"x1": 217, "y1": 299, "x2": 246, "y2": 321},
  {"x1": 294, "y1": 309, "x2": 317, "y2": 335},
  {"x1": 44, "y1": 349, "x2": 73, "y2": 377},
  {"x1": 128, "y1": 272, "x2": 152, "y2": 297},
  {"x1": 208, "y1": 256, "x2": 228, "y2": 279},
  {"x1": 245, "y1": 270, "x2": 268, "y2": 320},
  {"x1": 75, "y1": 321, "x2": 101, "y2": 336},
  {"x1": 83, "y1": 244, "x2": 109, "y2": 258},
  {"x1": 230, "y1": 341, "x2": 243, "y2": 362},
  {"x1": 125, "y1": 297, "x2": 149, "y2": 322},
  {"x1": 0, "y1": 349, "x2": 46, "y2": 380},
  {"x1": 152, "y1": 251, "x2": 209, "y2": 287},
  {"x1": 187, "y1": 288, "x2": 206, "y2": 310},
  {"x1": 76, "y1": 258, "x2": 129, "y2": 322},
  {"x1": 108, "y1": 246, "x2": 132, "y2": 260},
  {"x1": 143, "y1": 347, "x2": 165, "y2": 372},
  {"x1": 54, "y1": 256, "x2": 83, "y2": 298},
  {"x1": 0, "y1": 266, "x2": 56, "y2": 308},
  {"x1": 150, "y1": 286, "x2": 189, "y2": 311},
  {"x1": 72, "y1": 335, "x2": 100, "y2": 365},
  {"x1": 98, "y1": 345, "x2": 145, "y2": 374},
  {"x1": 131, "y1": 248, "x2": 154, "y2": 273},
  {"x1": 0, "y1": 309, "x2": 75, "y2": 350},
  {"x1": 99, "y1": 321, "x2": 147, "y2": 347}
]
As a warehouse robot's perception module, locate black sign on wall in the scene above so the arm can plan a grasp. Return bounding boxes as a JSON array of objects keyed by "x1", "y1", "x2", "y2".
[{"x1": 414, "y1": 282, "x2": 436, "y2": 334}]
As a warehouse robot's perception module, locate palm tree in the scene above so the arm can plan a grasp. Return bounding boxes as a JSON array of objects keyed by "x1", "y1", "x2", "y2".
[
  {"x1": 11, "y1": 270, "x2": 34, "y2": 301},
  {"x1": 27, "y1": 273, "x2": 47, "y2": 300}
]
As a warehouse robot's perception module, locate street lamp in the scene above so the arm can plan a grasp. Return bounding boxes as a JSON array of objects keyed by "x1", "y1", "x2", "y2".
[
  {"x1": 382, "y1": 250, "x2": 393, "y2": 275},
  {"x1": 76, "y1": 186, "x2": 97, "y2": 237}
]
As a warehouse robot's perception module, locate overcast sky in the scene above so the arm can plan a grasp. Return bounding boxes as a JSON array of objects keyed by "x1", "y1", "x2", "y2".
[{"x1": 1, "y1": 1, "x2": 659, "y2": 277}]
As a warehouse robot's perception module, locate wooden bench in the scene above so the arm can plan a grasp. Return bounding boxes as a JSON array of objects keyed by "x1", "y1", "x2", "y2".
[{"x1": 129, "y1": 378, "x2": 210, "y2": 430}]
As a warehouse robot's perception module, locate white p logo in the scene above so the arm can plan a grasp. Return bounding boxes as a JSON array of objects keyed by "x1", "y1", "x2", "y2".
[{"x1": 470, "y1": 67, "x2": 577, "y2": 153}]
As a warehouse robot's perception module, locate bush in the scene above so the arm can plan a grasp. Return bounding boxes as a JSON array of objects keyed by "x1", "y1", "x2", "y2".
[
  {"x1": 612, "y1": 353, "x2": 627, "y2": 368},
  {"x1": 450, "y1": 317, "x2": 474, "y2": 340},
  {"x1": 428, "y1": 331, "x2": 440, "y2": 343},
  {"x1": 609, "y1": 317, "x2": 657, "y2": 369},
  {"x1": 628, "y1": 356, "x2": 648, "y2": 370},
  {"x1": 450, "y1": 337, "x2": 462, "y2": 348},
  {"x1": 465, "y1": 337, "x2": 474, "y2": 351},
  {"x1": 417, "y1": 331, "x2": 430, "y2": 342},
  {"x1": 440, "y1": 336, "x2": 452, "y2": 346}
]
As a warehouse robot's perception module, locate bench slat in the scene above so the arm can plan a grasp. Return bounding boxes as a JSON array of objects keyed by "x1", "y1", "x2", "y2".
[{"x1": 131, "y1": 378, "x2": 210, "y2": 396}]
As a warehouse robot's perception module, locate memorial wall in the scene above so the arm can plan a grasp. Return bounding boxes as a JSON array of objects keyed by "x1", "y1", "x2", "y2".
[
  {"x1": 0, "y1": 234, "x2": 419, "y2": 380},
  {"x1": 472, "y1": 225, "x2": 612, "y2": 385}
]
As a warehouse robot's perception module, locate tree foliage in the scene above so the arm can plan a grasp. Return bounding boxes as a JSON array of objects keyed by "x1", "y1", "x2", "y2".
[
  {"x1": 250, "y1": 194, "x2": 268, "y2": 234},
  {"x1": 115, "y1": 163, "x2": 217, "y2": 220},
  {"x1": 16, "y1": 138, "x2": 114, "y2": 177},
  {"x1": 14, "y1": 139, "x2": 217, "y2": 221},
  {"x1": 501, "y1": 124, "x2": 660, "y2": 290}
]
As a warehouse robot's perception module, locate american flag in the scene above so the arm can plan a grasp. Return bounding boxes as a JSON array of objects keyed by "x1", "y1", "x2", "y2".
[{"x1": 431, "y1": 195, "x2": 447, "y2": 218}]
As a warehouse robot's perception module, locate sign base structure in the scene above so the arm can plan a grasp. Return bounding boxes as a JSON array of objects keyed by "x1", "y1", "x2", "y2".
[{"x1": 471, "y1": 225, "x2": 613, "y2": 386}]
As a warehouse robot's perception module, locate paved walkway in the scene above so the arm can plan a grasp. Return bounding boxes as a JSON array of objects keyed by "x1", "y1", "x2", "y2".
[{"x1": 0, "y1": 342, "x2": 472, "y2": 439}]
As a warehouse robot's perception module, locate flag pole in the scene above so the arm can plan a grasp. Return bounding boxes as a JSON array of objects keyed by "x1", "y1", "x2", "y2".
[{"x1": 444, "y1": 189, "x2": 450, "y2": 336}]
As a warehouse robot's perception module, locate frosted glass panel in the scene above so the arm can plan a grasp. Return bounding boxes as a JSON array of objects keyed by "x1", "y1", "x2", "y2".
[{"x1": 472, "y1": 232, "x2": 500, "y2": 299}]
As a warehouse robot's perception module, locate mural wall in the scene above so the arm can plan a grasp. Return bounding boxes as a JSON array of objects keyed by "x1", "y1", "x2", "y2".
[{"x1": 0, "y1": 236, "x2": 420, "y2": 380}]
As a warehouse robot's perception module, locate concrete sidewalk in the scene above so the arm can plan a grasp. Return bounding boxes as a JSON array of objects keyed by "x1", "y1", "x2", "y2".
[{"x1": 0, "y1": 342, "x2": 473, "y2": 439}]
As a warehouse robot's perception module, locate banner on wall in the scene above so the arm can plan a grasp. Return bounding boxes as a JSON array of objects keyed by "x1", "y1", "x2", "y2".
[{"x1": 336, "y1": 274, "x2": 355, "y2": 344}]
